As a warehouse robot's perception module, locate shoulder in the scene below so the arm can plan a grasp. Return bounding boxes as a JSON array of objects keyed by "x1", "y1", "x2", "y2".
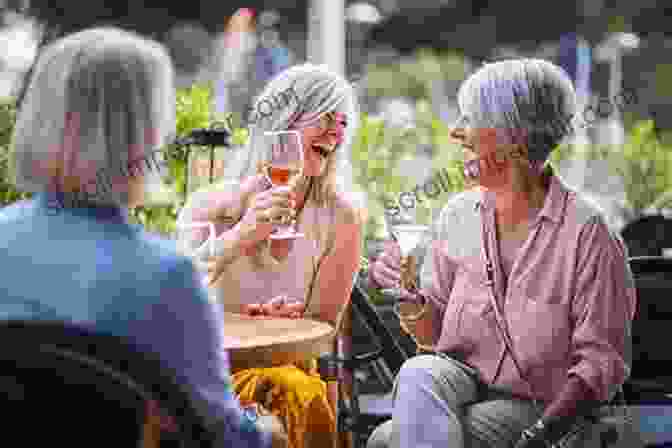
[
  {"x1": 330, "y1": 190, "x2": 365, "y2": 227},
  {"x1": 562, "y1": 190, "x2": 629, "y2": 258},
  {"x1": 566, "y1": 190, "x2": 612, "y2": 229},
  {"x1": 137, "y1": 231, "x2": 200, "y2": 275}
]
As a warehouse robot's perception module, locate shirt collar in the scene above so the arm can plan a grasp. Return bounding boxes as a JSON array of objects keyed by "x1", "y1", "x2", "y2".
[
  {"x1": 474, "y1": 166, "x2": 567, "y2": 225},
  {"x1": 36, "y1": 191, "x2": 130, "y2": 224}
]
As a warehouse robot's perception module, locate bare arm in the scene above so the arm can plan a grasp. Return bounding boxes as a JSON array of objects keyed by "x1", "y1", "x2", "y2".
[
  {"x1": 176, "y1": 179, "x2": 251, "y2": 263},
  {"x1": 307, "y1": 197, "x2": 363, "y2": 326},
  {"x1": 177, "y1": 176, "x2": 295, "y2": 272}
]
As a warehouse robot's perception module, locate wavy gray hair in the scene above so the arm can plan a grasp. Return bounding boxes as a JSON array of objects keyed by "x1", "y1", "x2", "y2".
[
  {"x1": 220, "y1": 63, "x2": 360, "y2": 205},
  {"x1": 10, "y1": 27, "x2": 175, "y2": 207},
  {"x1": 457, "y1": 58, "x2": 577, "y2": 170}
]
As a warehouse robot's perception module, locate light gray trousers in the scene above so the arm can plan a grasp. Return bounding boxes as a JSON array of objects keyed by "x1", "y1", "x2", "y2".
[{"x1": 366, "y1": 354, "x2": 544, "y2": 448}]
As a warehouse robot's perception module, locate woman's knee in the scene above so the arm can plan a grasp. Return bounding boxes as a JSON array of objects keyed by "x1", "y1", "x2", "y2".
[
  {"x1": 397, "y1": 355, "x2": 441, "y2": 380},
  {"x1": 397, "y1": 355, "x2": 472, "y2": 385},
  {"x1": 395, "y1": 355, "x2": 479, "y2": 402}
]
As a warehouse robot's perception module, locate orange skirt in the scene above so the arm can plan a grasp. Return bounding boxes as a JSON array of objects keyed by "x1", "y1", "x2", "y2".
[{"x1": 232, "y1": 360, "x2": 336, "y2": 448}]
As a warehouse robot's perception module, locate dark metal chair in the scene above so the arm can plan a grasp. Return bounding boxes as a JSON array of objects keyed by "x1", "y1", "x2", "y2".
[
  {"x1": 621, "y1": 216, "x2": 672, "y2": 257},
  {"x1": 319, "y1": 279, "x2": 409, "y2": 448},
  {"x1": 625, "y1": 256, "x2": 672, "y2": 447},
  {"x1": 0, "y1": 320, "x2": 215, "y2": 448}
]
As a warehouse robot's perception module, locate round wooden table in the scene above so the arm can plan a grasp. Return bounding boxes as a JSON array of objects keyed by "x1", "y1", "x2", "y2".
[{"x1": 222, "y1": 312, "x2": 336, "y2": 371}]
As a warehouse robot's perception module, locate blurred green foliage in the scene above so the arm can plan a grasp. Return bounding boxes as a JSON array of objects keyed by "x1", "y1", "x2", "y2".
[
  {"x1": 131, "y1": 83, "x2": 218, "y2": 235},
  {"x1": 0, "y1": 98, "x2": 32, "y2": 207},
  {"x1": 2, "y1": 62, "x2": 671, "y2": 271},
  {"x1": 549, "y1": 120, "x2": 672, "y2": 218}
]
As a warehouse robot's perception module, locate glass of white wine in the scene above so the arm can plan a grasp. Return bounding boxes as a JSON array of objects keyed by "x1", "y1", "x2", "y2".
[
  {"x1": 381, "y1": 206, "x2": 430, "y2": 298},
  {"x1": 382, "y1": 204, "x2": 435, "y2": 325},
  {"x1": 260, "y1": 131, "x2": 305, "y2": 240}
]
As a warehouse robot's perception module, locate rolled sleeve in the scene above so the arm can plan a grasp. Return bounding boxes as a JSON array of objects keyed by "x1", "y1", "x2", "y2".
[{"x1": 568, "y1": 217, "x2": 637, "y2": 403}]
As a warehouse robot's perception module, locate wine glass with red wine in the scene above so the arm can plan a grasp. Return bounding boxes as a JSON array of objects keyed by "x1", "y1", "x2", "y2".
[{"x1": 261, "y1": 131, "x2": 305, "y2": 239}]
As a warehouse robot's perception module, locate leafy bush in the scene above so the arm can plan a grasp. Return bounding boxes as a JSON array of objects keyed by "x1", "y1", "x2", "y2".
[
  {"x1": 549, "y1": 120, "x2": 672, "y2": 218},
  {"x1": 0, "y1": 99, "x2": 32, "y2": 208}
]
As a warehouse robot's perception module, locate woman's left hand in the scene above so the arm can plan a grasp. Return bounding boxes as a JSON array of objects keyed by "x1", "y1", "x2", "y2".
[{"x1": 244, "y1": 295, "x2": 306, "y2": 318}]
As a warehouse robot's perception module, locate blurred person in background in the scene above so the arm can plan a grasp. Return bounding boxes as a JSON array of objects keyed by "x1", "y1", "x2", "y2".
[
  {"x1": 214, "y1": 8, "x2": 258, "y2": 121},
  {"x1": 253, "y1": 10, "x2": 292, "y2": 88},
  {"x1": 177, "y1": 63, "x2": 363, "y2": 448},
  {"x1": 0, "y1": 26, "x2": 286, "y2": 448},
  {"x1": 367, "y1": 59, "x2": 636, "y2": 448}
]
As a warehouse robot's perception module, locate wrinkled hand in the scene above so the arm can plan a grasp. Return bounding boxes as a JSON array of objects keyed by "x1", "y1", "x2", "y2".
[
  {"x1": 370, "y1": 239, "x2": 402, "y2": 290},
  {"x1": 244, "y1": 295, "x2": 306, "y2": 318}
]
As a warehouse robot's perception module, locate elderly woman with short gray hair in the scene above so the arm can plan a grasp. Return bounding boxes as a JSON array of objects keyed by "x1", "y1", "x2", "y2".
[
  {"x1": 1, "y1": 27, "x2": 286, "y2": 448},
  {"x1": 368, "y1": 59, "x2": 636, "y2": 448}
]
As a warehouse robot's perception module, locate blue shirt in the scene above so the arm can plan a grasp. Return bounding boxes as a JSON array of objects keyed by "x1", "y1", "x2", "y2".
[{"x1": 0, "y1": 193, "x2": 270, "y2": 448}]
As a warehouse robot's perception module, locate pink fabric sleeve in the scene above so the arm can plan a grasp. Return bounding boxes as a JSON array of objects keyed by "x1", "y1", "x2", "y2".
[{"x1": 567, "y1": 216, "x2": 637, "y2": 402}]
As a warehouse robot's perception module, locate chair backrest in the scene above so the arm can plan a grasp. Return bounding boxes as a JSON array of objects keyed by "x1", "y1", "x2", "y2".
[
  {"x1": 628, "y1": 257, "x2": 672, "y2": 381},
  {"x1": 621, "y1": 215, "x2": 672, "y2": 257},
  {"x1": 350, "y1": 281, "x2": 409, "y2": 381},
  {"x1": 0, "y1": 320, "x2": 213, "y2": 448}
]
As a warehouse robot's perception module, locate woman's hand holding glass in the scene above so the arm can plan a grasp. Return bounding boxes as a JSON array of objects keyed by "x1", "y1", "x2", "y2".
[
  {"x1": 372, "y1": 240, "x2": 429, "y2": 340},
  {"x1": 371, "y1": 240, "x2": 403, "y2": 291},
  {"x1": 204, "y1": 186, "x2": 296, "y2": 285},
  {"x1": 237, "y1": 186, "x2": 297, "y2": 245}
]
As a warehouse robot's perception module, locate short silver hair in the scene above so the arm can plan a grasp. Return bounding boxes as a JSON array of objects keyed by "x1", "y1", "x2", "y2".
[
  {"x1": 457, "y1": 58, "x2": 577, "y2": 166},
  {"x1": 220, "y1": 63, "x2": 360, "y2": 204},
  {"x1": 10, "y1": 26, "x2": 176, "y2": 207}
]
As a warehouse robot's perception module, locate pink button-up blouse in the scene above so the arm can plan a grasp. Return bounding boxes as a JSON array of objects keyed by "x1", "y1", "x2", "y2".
[{"x1": 416, "y1": 173, "x2": 637, "y2": 403}]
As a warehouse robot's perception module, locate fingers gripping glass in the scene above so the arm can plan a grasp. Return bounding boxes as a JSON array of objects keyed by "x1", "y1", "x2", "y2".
[{"x1": 260, "y1": 131, "x2": 305, "y2": 240}]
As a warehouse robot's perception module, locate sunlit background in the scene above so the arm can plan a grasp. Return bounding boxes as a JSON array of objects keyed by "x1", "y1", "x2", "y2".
[{"x1": 2, "y1": 0, "x2": 672, "y2": 253}]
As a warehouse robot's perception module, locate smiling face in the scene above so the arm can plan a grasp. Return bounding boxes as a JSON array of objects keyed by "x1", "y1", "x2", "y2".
[
  {"x1": 294, "y1": 111, "x2": 347, "y2": 177},
  {"x1": 450, "y1": 114, "x2": 528, "y2": 189}
]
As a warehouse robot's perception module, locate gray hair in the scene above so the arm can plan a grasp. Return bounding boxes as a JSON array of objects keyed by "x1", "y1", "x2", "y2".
[
  {"x1": 10, "y1": 26, "x2": 175, "y2": 207},
  {"x1": 457, "y1": 58, "x2": 577, "y2": 167},
  {"x1": 220, "y1": 63, "x2": 360, "y2": 205}
]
